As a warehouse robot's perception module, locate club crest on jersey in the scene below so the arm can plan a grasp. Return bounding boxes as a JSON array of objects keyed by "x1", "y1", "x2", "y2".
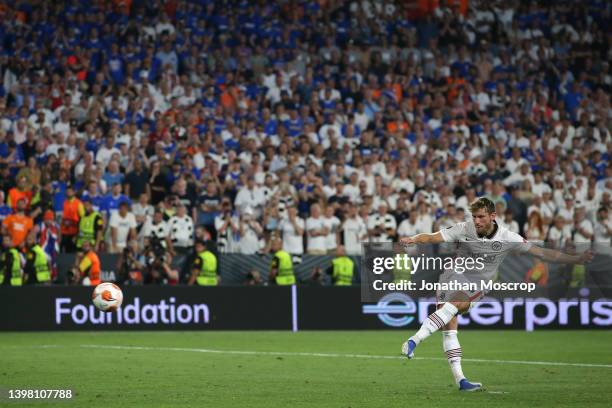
[{"x1": 491, "y1": 241, "x2": 502, "y2": 251}]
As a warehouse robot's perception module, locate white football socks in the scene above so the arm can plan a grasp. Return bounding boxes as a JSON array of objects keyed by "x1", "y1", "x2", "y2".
[
  {"x1": 411, "y1": 303, "x2": 458, "y2": 345},
  {"x1": 443, "y1": 330, "x2": 465, "y2": 384}
]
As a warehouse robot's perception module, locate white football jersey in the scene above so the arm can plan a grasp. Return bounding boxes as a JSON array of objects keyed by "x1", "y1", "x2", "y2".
[{"x1": 440, "y1": 221, "x2": 532, "y2": 281}]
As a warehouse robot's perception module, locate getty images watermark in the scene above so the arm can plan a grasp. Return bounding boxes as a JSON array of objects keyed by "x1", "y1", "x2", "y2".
[
  {"x1": 369, "y1": 252, "x2": 536, "y2": 293},
  {"x1": 360, "y1": 242, "x2": 608, "y2": 303}
]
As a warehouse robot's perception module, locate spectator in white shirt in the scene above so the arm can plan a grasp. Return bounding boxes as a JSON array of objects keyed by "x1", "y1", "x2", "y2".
[
  {"x1": 306, "y1": 204, "x2": 328, "y2": 254},
  {"x1": 540, "y1": 191, "x2": 557, "y2": 219},
  {"x1": 234, "y1": 176, "x2": 266, "y2": 218},
  {"x1": 503, "y1": 163, "x2": 535, "y2": 187},
  {"x1": 531, "y1": 172, "x2": 552, "y2": 197},
  {"x1": 501, "y1": 210, "x2": 520, "y2": 234},
  {"x1": 368, "y1": 202, "x2": 397, "y2": 243},
  {"x1": 168, "y1": 203, "x2": 194, "y2": 253},
  {"x1": 528, "y1": 196, "x2": 554, "y2": 225},
  {"x1": 391, "y1": 167, "x2": 416, "y2": 195},
  {"x1": 398, "y1": 210, "x2": 423, "y2": 238},
  {"x1": 132, "y1": 193, "x2": 154, "y2": 227},
  {"x1": 238, "y1": 208, "x2": 263, "y2": 255},
  {"x1": 546, "y1": 215, "x2": 572, "y2": 249},
  {"x1": 278, "y1": 206, "x2": 305, "y2": 255},
  {"x1": 342, "y1": 204, "x2": 368, "y2": 255},
  {"x1": 593, "y1": 207, "x2": 611, "y2": 254},
  {"x1": 108, "y1": 201, "x2": 137, "y2": 253},
  {"x1": 343, "y1": 172, "x2": 361, "y2": 203},
  {"x1": 504, "y1": 148, "x2": 528, "y2": 173},
  {"x1": 415, "y1": 203, "x2": 434, "y2": 233},
  {"x1": 572, "y1": 207, "x2": 593, "y2": 243},
  {"x1": 323, "y1": 206, "x2": 341, "y2": 252},
  {"x1": 557, "y1": 196, "x2": 575, "y2": 224},
  {"x1": 95, "y1": 135, "x2": 121, "y2": 169}
]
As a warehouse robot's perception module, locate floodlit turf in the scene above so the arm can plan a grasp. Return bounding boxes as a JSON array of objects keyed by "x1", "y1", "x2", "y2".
[{"x1": 0, "y1": 331, "x2": 611, "y2": 407}]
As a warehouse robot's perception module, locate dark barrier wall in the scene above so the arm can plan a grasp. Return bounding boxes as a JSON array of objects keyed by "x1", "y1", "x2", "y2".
[{"x1": 1, "y1": 286, "x2": 610, "y2": 331}]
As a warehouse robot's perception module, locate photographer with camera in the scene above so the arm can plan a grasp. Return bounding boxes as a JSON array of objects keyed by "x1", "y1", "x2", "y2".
[
  {"x1": 140, "y1": 208, "x2": 173, "y2": 254},
  {"x1": 214, "y1": 198, "x2": 239, "y2": 253},
  {"x1": 117, "y1": 240, "x2": 146, "y2": 285},
  {"x1": 142, "y1": 236, "x2": 179, "y2": 285},
  {"x1": 238, "y1": 207, "x2": 263, "y2": 255}
]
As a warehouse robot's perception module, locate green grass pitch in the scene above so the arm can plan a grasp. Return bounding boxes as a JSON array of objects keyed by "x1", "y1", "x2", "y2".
[{"x1": 1, "y1": 331, "x2": 611, "y2": 407}]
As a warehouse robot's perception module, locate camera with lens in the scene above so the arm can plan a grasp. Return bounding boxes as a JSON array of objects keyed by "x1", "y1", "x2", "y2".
[{"x1": 147, "y1": 236, "x2": 167, "y2": 265}]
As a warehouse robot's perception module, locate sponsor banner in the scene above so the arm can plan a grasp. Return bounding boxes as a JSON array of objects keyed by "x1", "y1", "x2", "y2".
[
  {"x1": 0, "y1": 286, "x2": 291, "y2": 331},
  {"x1": 298, "y1": 287, "x2": 612, "y2": 331},
  {"x1": 0, "y1": 287, "x2": 609, "y2": 331},
  {"x1": 356, "y1": 292, "x2": 612, "y2": 331}
]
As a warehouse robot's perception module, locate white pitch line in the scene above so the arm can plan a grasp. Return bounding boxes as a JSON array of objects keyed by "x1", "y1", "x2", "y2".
[{"x1": 74, "y1": 344, "x2": 612, "y2": 369}]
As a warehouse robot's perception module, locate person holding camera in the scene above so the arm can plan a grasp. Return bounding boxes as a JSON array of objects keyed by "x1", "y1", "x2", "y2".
[
  {"x1": 143, "y1": 236, "x2": 179, "y2": 285},
  {"x1": 214, "y1": 199, "x2": 239, "y2": 253},
  {"x1": 140, "y1": 208, "x2": 173, "y2": 253},
  {"x1": 117, "y1": 240, "x2": 145, "y2": 285},
  {"x1": 239, "y1": 207, "x2": 263, "y2": 255}
]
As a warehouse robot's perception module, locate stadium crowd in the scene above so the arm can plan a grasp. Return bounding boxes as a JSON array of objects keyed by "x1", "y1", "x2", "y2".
[{"x1": 0, "y1": 0, "x2": 610, "y2": 285}]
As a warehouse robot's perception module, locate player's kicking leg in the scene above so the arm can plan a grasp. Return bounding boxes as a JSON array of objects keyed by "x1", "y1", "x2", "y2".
[
  {"x1": 401, "y1": 293, "x2": 481, "y2": 391},
  {"x1": 441, "y1": 315, "x2": 481, "y2": 391},
  {"x1": 401, "y1": 292, "x2": 470, "y2": 359}
]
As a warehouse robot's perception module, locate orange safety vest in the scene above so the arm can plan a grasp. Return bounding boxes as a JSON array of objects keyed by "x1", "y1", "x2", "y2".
[
  {"x1": 80, "y1": 251, "x2": 101, "y2": 286},
  {"x1": 62, "y1": 198, "x2": 82, "y2": 235},
  {"x1": 8, "y1": 188, "x2": 32, "y2": 211}
]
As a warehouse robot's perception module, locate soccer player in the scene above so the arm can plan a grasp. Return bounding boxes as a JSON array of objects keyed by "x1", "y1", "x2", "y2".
[{"x1": 399, "y1": 197, "x2": 593, "y2": 391}]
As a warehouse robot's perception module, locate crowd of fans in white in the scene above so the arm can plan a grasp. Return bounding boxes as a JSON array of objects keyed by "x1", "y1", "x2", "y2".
[{"x1": 0, "y1": 0, "x2": 610, "y2": 265}]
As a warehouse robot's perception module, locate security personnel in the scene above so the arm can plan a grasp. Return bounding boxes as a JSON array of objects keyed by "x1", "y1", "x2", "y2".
[
  {"x1": 269, "y1": 238, "x2": 296, "y2": 285},
  {"x1": 1, "y1": 235, "x2": 23, "y2": 286},
  {"x1": 329, "y1": 245, "x2": 354, "y2": 285},
  {"x1": 76, "y1": 197, "x2": 104, "y2": 250},
  {"x1": 24, "y1": 233, "x2": 51, "y2": 284},
  {"x1": 72, "y1": 240, "x2": 101, "y2": 286},
  {"x1": 61, "y1": 184, "x2": 84, "y2": 253},
  {"x1": 189, "y1": 240, "x2": 219, "y2": 286}
]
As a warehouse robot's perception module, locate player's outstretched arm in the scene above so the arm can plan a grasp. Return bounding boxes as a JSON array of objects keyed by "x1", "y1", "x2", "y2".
[
  {"x1": 527, "y1": 245, "x2": 593, "y2": 264},
  {"x1": 400, "y1": 231, "x2": 444, "y2": 245}
]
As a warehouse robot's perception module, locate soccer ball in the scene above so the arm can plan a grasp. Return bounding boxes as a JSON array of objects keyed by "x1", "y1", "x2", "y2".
[{"x1": 92, "y1": 282, "x2": 123, "y2": 312}]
